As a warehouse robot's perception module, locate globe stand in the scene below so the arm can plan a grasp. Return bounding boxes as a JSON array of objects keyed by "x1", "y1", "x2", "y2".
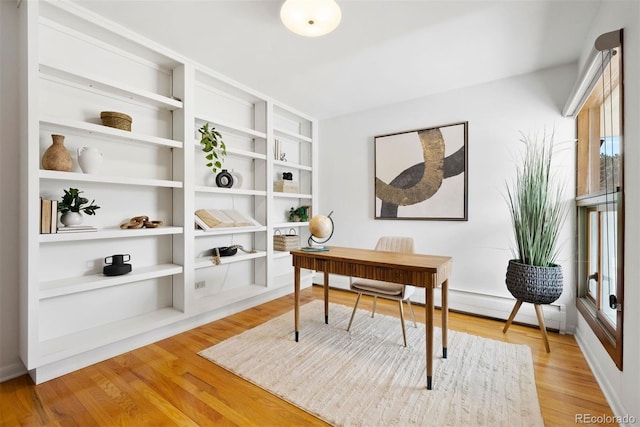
[{"x1": 305, "y1": 211, "x2": 334, "y2": 250}]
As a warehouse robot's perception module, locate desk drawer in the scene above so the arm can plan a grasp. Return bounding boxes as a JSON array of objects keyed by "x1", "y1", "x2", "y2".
[
  {"x1": 351, "y1": 265, "x2": 411, "y2": 283},
  {"x1": 293, "y1": 255, "x2": 433, "y2": 287}
]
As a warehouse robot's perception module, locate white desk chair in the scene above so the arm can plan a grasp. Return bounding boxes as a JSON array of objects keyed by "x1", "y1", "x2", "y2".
[{"x1": 346, "y1": 236, "x2": 417, "y2": 346}]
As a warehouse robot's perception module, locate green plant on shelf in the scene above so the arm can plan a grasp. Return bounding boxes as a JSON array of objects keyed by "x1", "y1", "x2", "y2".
[
  {"x1": 58, "y1": 188, "x2": 100, "y2": 215},
  {"x1": 289, "y1": 206, "x2": 309, "y2": 222},
  {"x1": 199, "y1": 123, "x2": 227, "y2": 174}
]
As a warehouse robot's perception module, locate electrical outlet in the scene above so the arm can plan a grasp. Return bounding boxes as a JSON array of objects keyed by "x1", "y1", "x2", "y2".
[{"x1": 195, "y1": 281, "x2": 205, "y2": 289}]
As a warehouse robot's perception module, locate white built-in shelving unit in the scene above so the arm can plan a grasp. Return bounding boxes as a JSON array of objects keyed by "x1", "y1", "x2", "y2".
[{"x1": 19, "y1": 0, "x2": 317, "y2": 383}]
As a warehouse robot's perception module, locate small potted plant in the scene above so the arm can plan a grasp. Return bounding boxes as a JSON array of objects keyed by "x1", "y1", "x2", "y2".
[
  {"x1": 289, "y1": 206, "x2": 309, "y2": 222},
  {"x1": 199, "y1": 123, "x2": 227, "y2": 174},
  {"x1": 58, "y1": 188, "x2": 100, "y2": 226}
]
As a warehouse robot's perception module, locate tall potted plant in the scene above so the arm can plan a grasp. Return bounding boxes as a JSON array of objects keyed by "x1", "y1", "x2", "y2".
[{"x1": 505, "y1": 131, "x2": 567, "y2": 305}]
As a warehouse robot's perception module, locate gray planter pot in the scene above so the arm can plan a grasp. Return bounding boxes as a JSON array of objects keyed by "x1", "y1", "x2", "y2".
[{"x1": 505, "y1": 259, "x2": 563, "y2": 305}]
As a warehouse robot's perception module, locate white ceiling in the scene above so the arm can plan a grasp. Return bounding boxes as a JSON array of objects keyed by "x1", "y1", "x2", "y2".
[{"x1": 73, "y1": 0, "x2": 602, "y2": 119}]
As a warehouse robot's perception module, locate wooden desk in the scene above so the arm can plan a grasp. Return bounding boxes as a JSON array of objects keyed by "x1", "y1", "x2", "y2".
[{"x1": 291, "y1": 246, "x2": 451, "y2": 390}]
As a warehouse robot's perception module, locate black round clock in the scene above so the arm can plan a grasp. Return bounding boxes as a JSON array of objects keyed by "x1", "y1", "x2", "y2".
[{"x1": 215, "y1": 169, "x2": 234, "y2": 188}]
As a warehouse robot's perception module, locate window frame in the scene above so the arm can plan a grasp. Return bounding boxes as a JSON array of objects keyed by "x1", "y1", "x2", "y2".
[{"x1": 574, "y1": 33, "x2": 624, "y2": 370}]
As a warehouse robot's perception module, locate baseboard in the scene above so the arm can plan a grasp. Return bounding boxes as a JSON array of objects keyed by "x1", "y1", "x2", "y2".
[
  {"x1": 0, "y1": 360, "x2": 27, "y2": 383},
  {"x1": 574, "y1": 315, "x2": 634, "y2": 426},
  {"x1": 316, "y1": 276, "x2": 568, "y2": 333}
]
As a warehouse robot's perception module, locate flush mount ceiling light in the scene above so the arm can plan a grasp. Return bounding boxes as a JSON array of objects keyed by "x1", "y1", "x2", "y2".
[{"x1": 280, "y1": 0, "x2": 342, "y2": 37}]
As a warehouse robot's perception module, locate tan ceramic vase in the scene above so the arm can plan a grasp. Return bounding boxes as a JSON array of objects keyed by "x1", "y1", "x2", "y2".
[{"x1": 42, "y1": 134, "x2": 73, "y2": 171}]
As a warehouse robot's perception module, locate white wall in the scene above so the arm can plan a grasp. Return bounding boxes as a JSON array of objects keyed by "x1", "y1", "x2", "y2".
[
  {"x1": 572, "y1": 1, "x2": 640, "y2": 424},
  {"x1": 318, "y1": 64, "x2": 577, "y2": 329},
  {"x1": 0, "y1": 0, "x2": 23, "y2": 381}
]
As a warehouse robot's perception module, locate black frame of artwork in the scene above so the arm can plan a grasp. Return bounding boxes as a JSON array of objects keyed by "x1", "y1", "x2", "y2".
[{"x1": 374, "y1": 121, "x2": 468, "y2": 221}]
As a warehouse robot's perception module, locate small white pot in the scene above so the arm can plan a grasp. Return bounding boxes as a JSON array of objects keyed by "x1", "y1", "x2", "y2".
[
  {"x1": 78, "y1": 146, "x2": 103, "y2": 174},
  {"x1": 61, "y1": 211, "x2": 83, "y2": 226}
]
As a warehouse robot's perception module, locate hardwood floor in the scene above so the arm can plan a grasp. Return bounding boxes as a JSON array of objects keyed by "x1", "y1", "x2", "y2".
[{"x1": 1, "y1": 286, "x2": 615, "y2": 426}]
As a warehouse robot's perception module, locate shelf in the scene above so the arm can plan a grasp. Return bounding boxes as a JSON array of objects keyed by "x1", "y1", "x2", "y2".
[
  {"x1": 226, "y1": 146, "x2": 267, "y2": 160},
  {"x1": 273, "y1": 222, "x2": 309, "y2": 229},
  {"x1": 195, "y1": 115, "x2": 267, "y2": 140},
  {"x1": 40, "y1": 117, "x2": 183, "y2": 149},
  {"x1": 273, "y1": 192, "x2": 313, "y2": 200},
  {"x1": 38, "y1": 307, "x2": 186, "y2": 367},
  {"x1": 40, "y1": 263, "x2": 183, "y2": 300},
  {"x1": 192, "y1": 141, "x2": 267, "y2": 161},
  {"x1": 274, "y1": 127, "x2": 313, "y2": 143},
  {"x1": 194, "y1": 251, "x2": 267, "y2": 269},
  {"x1": 192, "y1": 284, "x2": 272, "y2": 314},
  {"x1": 194, "y1": 225, "x2": 267, "y2": 236},
  {"x1": 40, "y1": 226, "x2": 183, "y2": 242},
  {"x1": 273, "y1": 160, "x2": 312, "y2": 172},
  {"x1": 24, "y1": 0, "x2": 317, "y2": 383},
  {"x1": 194, "y1": 186, "x2": 266, "y2": 196},
  {"x1": 40, "y1": 170, "x2": 182, "y2": 188},
  {"x1": 39, "y1": 64, "x2": 183, "y2": 110}
]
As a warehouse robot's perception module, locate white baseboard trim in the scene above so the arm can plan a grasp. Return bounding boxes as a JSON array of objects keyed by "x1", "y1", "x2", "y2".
[
  {"x1": 25, "y1": 282, "x2": 310, "y2": 384},
  {"x1": 318, "y1": 275, "x2": 568, "y2": 333},
  {"x1": 574, "y1": 316, "x2": 634, "y2": 426},
  {"x1": 0, "y1": 360, "x2": 27, "y2": 383}
]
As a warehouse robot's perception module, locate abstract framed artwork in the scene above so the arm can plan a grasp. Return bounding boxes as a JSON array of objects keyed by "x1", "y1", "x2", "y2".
[{"x1": 374, "y1": 121, "x2": 468, "y2": 221}]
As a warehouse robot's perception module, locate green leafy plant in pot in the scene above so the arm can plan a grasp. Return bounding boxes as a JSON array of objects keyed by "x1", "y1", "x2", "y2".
[
  {"x1": 58, "y1": 187, "x2": 100, "y2": 226},
  {"x1": 505, "y1": 131, "x2": 567, "y2": 305},
  {"x1": 198, "y1": 123, "x2": 227, "y2": 174}
]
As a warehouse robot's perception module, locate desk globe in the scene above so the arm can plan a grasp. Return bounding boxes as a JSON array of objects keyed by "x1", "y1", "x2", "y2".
[{"x1": 308, "y1": 211, "x2": 334, "y2": 246}]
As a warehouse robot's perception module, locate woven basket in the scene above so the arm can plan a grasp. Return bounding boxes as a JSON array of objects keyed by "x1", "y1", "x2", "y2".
[
  {"x1": 274, "y1": 228, "x2": 299, "y2": 251},
  {"x1": 100, "y1": 111, "x2": 132, "y2": 131},
  {"x1": 505, "y1": 259, "x2": 563, "y2": 304}
]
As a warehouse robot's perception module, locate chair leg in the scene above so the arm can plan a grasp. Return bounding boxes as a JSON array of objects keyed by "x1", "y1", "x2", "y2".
[
  {"x1": 347, "y1": 293, "x2": 362, "y2": 331},
  {"x1": 398, "y1": 300, "x2": 407, "y2": 347},
  {"x1": 534, "y1": 304, "x2": 551, "y2": 353},
  {"x1": 503, "y1": 299, "x2": 523, "y2": 333},
  {"x1": 406, "y1": 299, "x2": 417, "y2": 327},
  {"x1": 371, "y1": 296, "x2": 377, "y2": 318}
]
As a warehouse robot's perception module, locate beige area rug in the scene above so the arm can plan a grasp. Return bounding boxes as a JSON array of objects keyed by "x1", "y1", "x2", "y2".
[{"x1": 199, "y1": 301, "x2": 543, "y2": 427}]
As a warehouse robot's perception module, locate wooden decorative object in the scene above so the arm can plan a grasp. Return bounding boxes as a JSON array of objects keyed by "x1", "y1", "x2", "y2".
[
  {"x1": 100, "y1": 111, "x2": 132, "y2": 131},
  {"x1": 41, "y1": 134, "x2": 73, "y2": 171}
]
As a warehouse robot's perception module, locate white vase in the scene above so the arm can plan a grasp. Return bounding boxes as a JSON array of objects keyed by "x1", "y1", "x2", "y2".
[
  {"x1": 231, "y1": 169, "x2": 243, "y2": 188},
  {"x1": 77, "y1": 146, "x2": 103, "y2": 174},
  {"x1": 61, "y1": 211, "x2": 83, "y2": 226}
]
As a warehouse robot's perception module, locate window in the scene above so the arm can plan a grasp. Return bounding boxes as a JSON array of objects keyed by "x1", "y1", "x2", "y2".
[{"x1": 574, "y1": 29, "x2": 624, "y2": 369}]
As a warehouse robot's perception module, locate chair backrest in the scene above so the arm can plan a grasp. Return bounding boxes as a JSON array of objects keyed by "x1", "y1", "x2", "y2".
[{"x1": 375, "y1": 236, "x2": 414, "y2": 254}]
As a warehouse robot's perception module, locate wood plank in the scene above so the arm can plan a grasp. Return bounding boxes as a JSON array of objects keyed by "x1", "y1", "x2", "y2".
[{"x1": 0, "y1": 286, "x2": 614, "y2": 426}]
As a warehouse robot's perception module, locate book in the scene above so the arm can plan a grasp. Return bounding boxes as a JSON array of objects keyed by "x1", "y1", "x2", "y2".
[
  {"x1": 49, "y1": 200, "x2": 58, "y2": 234},
  {"x1": 222, "y1": 209, "x2": 253, "y2": 227},
  {"x1": 57, "y1": 225, "x2": 97, "y2": 233},
  {"x1": 194, "y1": 209, "x2": 257, "y2": 231},
  {"x1": 40, "y1": 199, "x2": 52, "y2": 234},
  {"x1": 301, "y1": 246, "x2": 329, "y2": 252}
]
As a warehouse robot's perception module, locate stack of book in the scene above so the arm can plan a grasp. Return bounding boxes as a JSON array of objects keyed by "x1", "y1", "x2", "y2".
[
  {"x1": 57, "y1": 225, "x2": 97, "y2": 233},
  {"x1": 40, "y1": 198, "x2": 58, "y2": 234}
]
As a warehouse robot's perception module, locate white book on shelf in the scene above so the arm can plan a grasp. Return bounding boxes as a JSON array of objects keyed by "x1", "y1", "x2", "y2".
[
  {"x1": 194, "y1": 209, "x2": 260, "y2": 231},
  {"x1": 50, "y1": 200, "x2": 58, "y2": 234},
  {"x1": 57, "y1": 225, "x2": 98, "y2": 233}
]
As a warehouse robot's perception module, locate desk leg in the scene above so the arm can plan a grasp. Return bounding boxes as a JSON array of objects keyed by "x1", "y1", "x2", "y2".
[
  {"x1": 324, "y1": 271, "x2": 329, "y2": 324},
  {"x1": 426, "y1": 286, "x2": 434, "y2": 390},
  {"x1": 294, "y1": 266, "x2": 300, "y2": 342},
  {"x1": 442, "y1": 279, "x2": 449, "y2": 359}
]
